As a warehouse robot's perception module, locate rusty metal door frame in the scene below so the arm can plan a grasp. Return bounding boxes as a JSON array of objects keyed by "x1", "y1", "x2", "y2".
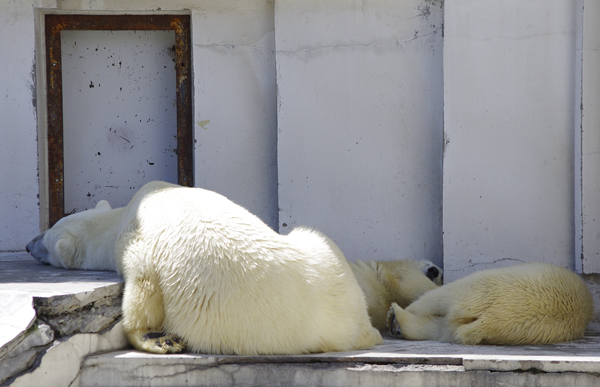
[{"x1": 45, "y1": 14, "x2": 193, "y2": 226}]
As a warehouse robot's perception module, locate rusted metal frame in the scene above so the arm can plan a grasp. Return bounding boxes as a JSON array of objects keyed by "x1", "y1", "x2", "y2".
[
  {"x1": 45, "y1": 14, "x2": 193, "y2": 226},
  {"x1": 45, "y1": 16, "x2": 65, "y2": 227},
  {"x1": 173, "y1": 17, "x2": 194, "y2": 188}
]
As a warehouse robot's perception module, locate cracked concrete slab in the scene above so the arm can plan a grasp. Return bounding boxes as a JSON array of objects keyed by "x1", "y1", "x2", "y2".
[
  {"x1": 0, "y1": 253, "x2": 125, "y2": 385},
  {"x1": 8, "y1": 321, "x2": 128, "y2": 387},
  {"x1": 0, "y1": 253, "x2": 123, "y2": 351}
]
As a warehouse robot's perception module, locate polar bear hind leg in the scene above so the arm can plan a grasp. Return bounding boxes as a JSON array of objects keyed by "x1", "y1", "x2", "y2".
[
  {"x1": 122, "y1": 273, "x2": 186, "y2": 354},
  {"x1": 387, "y1": 303, "x2": 447, "y2": 341},
  {"x1": 117, "y1": 226, "x2": 187, "y2": 354},
  {"x1": 450, "y1": 315, "x2": 487, "y2": 345},
  {"x1": 123, "y1": 276, "x2": 185, "y2": 353}
]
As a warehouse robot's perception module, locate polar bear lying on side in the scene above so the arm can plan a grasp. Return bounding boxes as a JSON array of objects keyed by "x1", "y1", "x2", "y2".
[
  {"x1": 26, "y1": 181, "x2": 441, "y2": 355},
  {"x1": 351, "y1": 259, "x2": 441, "y2": 330},
  {"x1": 387, "y1": 263, "x2": 594, "y2": 345}
]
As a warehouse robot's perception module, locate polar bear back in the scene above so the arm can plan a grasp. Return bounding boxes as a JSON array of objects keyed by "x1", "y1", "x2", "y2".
[
  {"x1": 411, "y1": 262, "x2": 594, "y2": 345},
  {"x1": 116, "y1": 181, "x2": 381, "y2": 354}
]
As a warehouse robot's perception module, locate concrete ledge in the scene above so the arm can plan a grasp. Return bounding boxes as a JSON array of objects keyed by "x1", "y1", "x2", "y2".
[
  {"x1": 81, "y1": 347, "x2": 600, "y2": 387},
  {"x1": 83, "y1": 327, "x2": 600, "y2": 372},
  {"x1": 0, "y1": 253, "x2": 126, "y2": 386},
  {"x1": 4, "y1": 252, "x2": 600, "y2": 387},
  {"x1": 80, "y1": 363, "x2": 600, "y2": 387},
  {"x1": 463, "y1": 354, "x2": 600, "y2": 373},
  {"x1": 0, "y1": 252, "x2": 123, "y2": 350},
  {"x1": 80, "y1": 325, "x2": 600, "y2": 387}
]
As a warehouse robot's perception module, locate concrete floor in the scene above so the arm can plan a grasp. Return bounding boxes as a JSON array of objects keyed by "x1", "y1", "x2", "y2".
[{"x1": 3, "y1": 252, "x2": 600, "y2": 386}]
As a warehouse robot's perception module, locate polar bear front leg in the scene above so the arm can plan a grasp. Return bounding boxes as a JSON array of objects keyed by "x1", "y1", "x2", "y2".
[{"x1": 122, "y1": 274, "x2": 186, "y2": 354}]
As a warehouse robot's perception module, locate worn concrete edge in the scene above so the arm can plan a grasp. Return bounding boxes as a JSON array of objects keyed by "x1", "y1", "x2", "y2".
[
  {"x1": 0, "y1": 294, "x2": 37, "y2": 361},
  {"x1": 78, "y1": 362, "x2": 600, "y2": 387},
  {"x1": 32, "y1": 282, "x2": 124, "y2": 315},
  {"x1": 84, "y1": 350, "x2": 600, "y2": 375},
  {"x1": 0, "y1": 253, "x2": 126, "y2": 385},
  {"x1": 4, "y1": 320, "x2": 128, "y2": 387},
  {"x1": 84, "y1": 350, "x2": 464, "y2": 367},
  {"x1": 0, "y1": 283, "x2": 123, "y2": 359},
  {"x1": 463, "y1": 354, "x2": 600, "y2": 373}
]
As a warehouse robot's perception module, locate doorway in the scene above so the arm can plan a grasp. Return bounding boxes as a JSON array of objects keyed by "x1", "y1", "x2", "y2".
[{"x1": 44, "y1": 14, "x2": 193, "y2": 226}]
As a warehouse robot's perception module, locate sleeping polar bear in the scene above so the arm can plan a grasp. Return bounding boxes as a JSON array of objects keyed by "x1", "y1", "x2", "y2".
[
  {"x1": 26, "y1": 181, "x2": 441, "y2": 355},
  {"x1": 350, "y1": 259, "x2": 441, "y2": 330},
  {"x1": 387, "y1": 262, "x2": 594, "y2": 345}
]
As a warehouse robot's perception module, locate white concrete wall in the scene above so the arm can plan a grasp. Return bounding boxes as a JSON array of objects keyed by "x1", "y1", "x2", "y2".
[
  {"x1": 0, "y1": 1, "x2": 41, "y2": 251},
  {"x1": 580, "y1": 0, "x2": 600, "y2": 273},
  {"x1": 51, "y1": 1, "x2": 278, "y2": 231},
  {"x1": 275, "y1": 0, "x2": 444, "y2": 264},
  {"x1": 443, "y1": 0, "x2": 580, "y2": 281},
  {"x1": 192, "y1": 1, "x2": 278, "y2": 230},
  {"x1": 0, "y1": 0, "x2": 278, "y2": 252},
  {"x1": 3, "y1": 0, "x2": 598, "y2": 277},
  {"x1": 61, "y1": 30, "x2": 179, "y2": 213}
]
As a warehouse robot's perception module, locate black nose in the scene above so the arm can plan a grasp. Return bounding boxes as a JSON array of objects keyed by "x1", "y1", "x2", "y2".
[{"x1": 426, "y1": 266, "x2": 439, "y2": 281}]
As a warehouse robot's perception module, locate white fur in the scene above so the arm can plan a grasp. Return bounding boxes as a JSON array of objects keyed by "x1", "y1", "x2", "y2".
[
  {"x1": 350, "y1": 259, "x2": 440, "y2": 330},
  {"x1": 28, "y1": 181, "x2": 383, "y2": 355},
  {"x1": 387, "y1": 263, "x2": 594, "y2": 345},
  {"x1": 27, "y1": 200, "x2": 123, "y2": 271}
]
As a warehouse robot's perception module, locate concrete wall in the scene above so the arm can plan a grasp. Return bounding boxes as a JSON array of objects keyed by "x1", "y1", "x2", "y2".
[
  {"x1": 3, "y1": 0, "x2": 444, "y2": 264},
  {"x1": 580, "y1": 0, "x2": 600, "y2": 273},
  {"x1": 0, "y1": 0, "x2": 278, "y2": 253},
  {"x1": 192, "y1": 0, "x2": 278, "y2": 230},
  {"x1": 443, "y1": 0, "x2": 581, "y2": 281},
  {"x1": 60, "y1": 29, "x2": 179, "y2": 213},
  {"x1": 0, "y1": 1, "x2": 41, "y2": 252},
  {"x1": 275, "y1": 0, "x2": 444, "y2": 264},
  {"x1": 2, "y1": 0, "x2": 599, "y2": 279}
]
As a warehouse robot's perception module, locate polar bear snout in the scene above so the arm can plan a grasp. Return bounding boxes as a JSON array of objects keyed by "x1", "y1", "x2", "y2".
[
  {"x1": 426, "y1": 266, "x2": 440, "y2": 282},
  {"x1": 26, "y1": 232, "x2": 50, "y2": 265},
  {"x1": 417, "y1": 261, "x2": 443, "y2": 285}
]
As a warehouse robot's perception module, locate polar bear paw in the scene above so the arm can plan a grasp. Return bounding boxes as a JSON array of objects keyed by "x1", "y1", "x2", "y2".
[
  {"x1": 140, "y1": 331, "x2": 186, "y2": 354},
  {"x1": 386, "y1": 303, "x2": 403, "y2": 338}
]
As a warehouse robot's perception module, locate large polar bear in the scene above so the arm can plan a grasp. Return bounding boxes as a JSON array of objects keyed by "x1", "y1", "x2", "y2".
[
  {"x1": 26, "y1": 181, "x2": 440, "y2": 355},
  {"x1": 387, "y1": 262, "x2": 594, "y2": 345}
]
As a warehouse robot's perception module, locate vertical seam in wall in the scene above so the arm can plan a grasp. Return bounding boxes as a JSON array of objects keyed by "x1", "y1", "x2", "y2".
[
  {"x1": 440, "y1": 0, "x2": 447, "y2": 270},
  {"x1": 273, "y1": 0, "x2": 281, "y2": 233},
  {"x1": 574, "y1": 0, "x2": 585, "y2": 273}
]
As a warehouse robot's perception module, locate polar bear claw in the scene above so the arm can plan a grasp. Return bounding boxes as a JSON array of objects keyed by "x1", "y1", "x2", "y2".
[
  {"x1": 138, "y1": 331, "x2": 186, "y2": 354},
  {"x1": 386, "y1": 303, "x2": 402, "y2": 338}
]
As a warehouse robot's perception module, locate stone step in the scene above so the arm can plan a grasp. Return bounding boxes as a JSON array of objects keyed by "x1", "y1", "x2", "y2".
[
  {"x1": 80, "y1": 346, "x2": 600, "y2": 387},
  {"x1": 81, "y1": 327, "x2": 600, "y2": 387}
]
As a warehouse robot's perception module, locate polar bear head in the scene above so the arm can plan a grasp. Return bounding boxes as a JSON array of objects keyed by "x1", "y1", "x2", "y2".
[
  {"x1": 350, "y1": 258, "x2": 442, "y2": 331},
  {"x1": 26, "y1": 200, "x2": 118, "y2": 271},
  {"x1": 413, "y1": 259, "x2": 443, "y2": 286},
  {"x1": 376, "y1": 259, "x2": 442, "y2": 307}
]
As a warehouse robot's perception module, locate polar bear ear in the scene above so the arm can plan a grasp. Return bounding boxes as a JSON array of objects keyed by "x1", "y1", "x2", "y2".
[
  {"x1": 55, "y1": 238, "x2": 76, "y2": 267},
  {"x1": 95, "y1": 200, "x2": 112, "y2": 211}
]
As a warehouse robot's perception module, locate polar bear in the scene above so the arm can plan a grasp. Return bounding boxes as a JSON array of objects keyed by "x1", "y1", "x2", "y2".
[
  {"x1": 26, "y1": 181, "x2": 440, "y2": 355},
  {"x1": 350, "y1": 259, "x2": 441, "y2": 330},
  {"x1": 387, "y1": 262, "x2": 594, "y2": 345}
]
